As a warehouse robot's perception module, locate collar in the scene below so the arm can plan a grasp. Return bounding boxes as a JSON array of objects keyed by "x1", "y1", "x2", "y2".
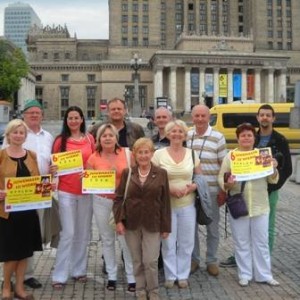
[{"x1": 194, "y1": 125, "x2": 212, "y2": 137}]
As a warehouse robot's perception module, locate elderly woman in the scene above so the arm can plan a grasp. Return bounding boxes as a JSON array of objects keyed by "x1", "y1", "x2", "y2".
[
  {"x1": 152, "y1": 120, "x2": 201, "y2": 289},
  {"x1": 87, "y1": 123, "x2": 135, "y2": 292},
  {"x1": 114, "y1": 138, "x2": 171, "y2": 300},
  {"x1": 0, "y1": 119, "x2": 42, "y2": 300},
  {"x1": 218, "y1": 123, "x2": 279, "y2": 287}
]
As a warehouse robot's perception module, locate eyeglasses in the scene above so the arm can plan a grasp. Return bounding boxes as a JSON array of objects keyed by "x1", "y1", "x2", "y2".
[{"x1": 24, "y1": 111, "x2": 42, "y2": 115}]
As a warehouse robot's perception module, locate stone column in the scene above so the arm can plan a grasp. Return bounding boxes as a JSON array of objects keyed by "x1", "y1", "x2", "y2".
[
  {"x1": 169, "y1": 66, "x2": 177, "y2": 111},
  {"x1": 213, "y1": 67, "x2": 219, "y2": 106},
  {"x1": 279, "y1": 68, "x2": 287, "y2": 102},
  {"x1": 199, "y1": 67, "x2": 205, "y2": 104},
  {"x1": 154, "y1": 66, "x2": 163, "y2": 108},
  {"x1": 268, "y1": 68, "x2": 274, "y2": 103},
  {"x1": 227, "y1": 68, "x2": 233, "y2": 103},
  {"x1": 184, "y1": 66, "x2": 191, "y2": 112},
  {"x1": 241, "y1": 68, "x2": 247, "y2": 100},
  {"x1": 255, "y1": 69, "x2": 261, "y2": 102}
]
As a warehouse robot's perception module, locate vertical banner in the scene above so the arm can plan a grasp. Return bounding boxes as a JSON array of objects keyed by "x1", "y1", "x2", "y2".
[
  {"x1": 219, "y1": 74, "x2": 228, "y2": 97},
  {"x1": 247, "y1": 74, "x2": 255, "y2": 99},
  {"x1": 191, "y1": 72, "x2": 199, "y2": 94},
  {"x1": 233, "y1": 73, "x2": 242, "y2": 98},
  {"x1": 205, "y1": 73, "x2": 214, "y2": 97}
]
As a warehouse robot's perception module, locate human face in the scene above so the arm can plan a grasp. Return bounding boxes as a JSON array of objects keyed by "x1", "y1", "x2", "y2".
[
  {"x1": 100, "y1": 128, "x2": 117, "y2": 151},
  {"x1": 8, "y1": 125, "x2": 27, "y2": 146},
  {"x1": 237, "y1": 130, "x2": 255, "y2": 151},
  {"x1": 154, "y1": 109, "x2": 171, "y2": 130},
  {"x1": 167, "y1": 124, "x2": 186, "y2": 145},
  {"x1": 108, "y1": 100, "x2": 126, "y2": 123},
  {"x1": 192, "y1": 106, "x2": 210, "y2": 134},
  {"x1": 67, "y1": 111, "x2": 83, "y2": 133},
  {"x1": 257, "y1": 109, "x2": 275, "y2": 130},
  {"x1": 135, "y1": 145, "x2": 153, "y2": 168},
  {"x1": 23, "y1": 107, "x2": 43, "y2": 130}
]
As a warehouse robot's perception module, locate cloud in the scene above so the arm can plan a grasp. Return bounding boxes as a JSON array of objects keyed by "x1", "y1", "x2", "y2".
[{"x1": 0, "y1": 0, "x2": 109, "y2": 39}]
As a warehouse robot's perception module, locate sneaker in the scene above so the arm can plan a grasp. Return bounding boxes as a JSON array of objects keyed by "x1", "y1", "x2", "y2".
[
  {"x1": 207, "y1": 264, "x2": 219, "y2": 276},
  {"x1": 164, "y1": 280, "x2": 175, "y2": 289},
  {"x1": 178, "y1": 280, "x2": 188, "y2": 288},
  {"x1": 266, "y1": 279, "x2": 280, "y2": 286},
  {"x1": 220, "y1": 256, "x2": 237, "y2": 268},
  {"x1": 239, "y1": 279, "x2": 249, "y2": 287}
]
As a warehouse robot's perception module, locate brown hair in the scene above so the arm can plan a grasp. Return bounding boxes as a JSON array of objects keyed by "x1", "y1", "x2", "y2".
[{"x1": 235, "y1": 123, "x2": 256, "y2": 138}]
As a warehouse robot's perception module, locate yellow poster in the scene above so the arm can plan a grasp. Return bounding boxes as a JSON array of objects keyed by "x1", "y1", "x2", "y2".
[
  {"x1": 5, "y1": 175, "x2": 52, "y2": 212},
  {"x1": 51, "y1": 150, "x2": 83, "y2": 176},
  {"x1": 82, "y1": 170, "x2": 116, "y2": 194},
  {"x1": 230, "y1": 147, "x2": 274, "y2": 181},
  {"x1": 219, "y1": 74, "x2": 228, "y2": 97}
]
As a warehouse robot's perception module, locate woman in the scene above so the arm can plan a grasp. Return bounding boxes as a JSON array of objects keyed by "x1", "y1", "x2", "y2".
[
  {"x1": 152, "y1": 120, "x2": 201, "y2": 289},
  {"x1": 87, "y1": 123, "x2": 136, "y2": 292},
  {"x1": 218, "y1": 123, "x2": 279, "y2": 287},
  {"x1": 51, "y1": 106, "x2": 95, "y2": 288},
  {"x1": 0, "y1": 119, "x2": 42, "y2": 300},
  {"x1": 114, "y1": 138, "x2": 171, "y2": 300}
]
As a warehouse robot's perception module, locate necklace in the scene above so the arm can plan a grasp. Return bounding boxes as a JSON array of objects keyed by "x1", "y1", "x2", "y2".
[{"x1": 138, "y1": 167, "x2": 151, "y2": 178}]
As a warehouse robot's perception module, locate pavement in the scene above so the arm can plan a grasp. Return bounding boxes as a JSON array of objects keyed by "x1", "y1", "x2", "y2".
[{"x1": 1, "y1": 179, "x2": 299, "y2": 300}]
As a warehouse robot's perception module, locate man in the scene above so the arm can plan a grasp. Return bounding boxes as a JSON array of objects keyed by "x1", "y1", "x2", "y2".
[
  {"x1": 2, "y1": 99, "x2": 54, "y2": 288},
  {"x1": 151, "y1": 107, "x2": 172, "y2": 150},
  {"x1": 220, "y1": 104, "x2": 293, "y2": 268},
  {"x1": 91, "y1": 97, "x2": 145, "y2": 148},
  {"x1": 186, "y1": 104, "x2": 227, "y2": 276}
]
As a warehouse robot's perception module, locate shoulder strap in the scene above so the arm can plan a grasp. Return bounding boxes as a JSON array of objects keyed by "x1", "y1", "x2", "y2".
[
  {"x1": 124, "y1": 147, "x2": 131, "y2": 167},
  {"x1": 241, "y1": 181, "x2": 246, "y2": 193},
  {"x1": 122, "y1": 167, "x2": 132, "y2": 205}
]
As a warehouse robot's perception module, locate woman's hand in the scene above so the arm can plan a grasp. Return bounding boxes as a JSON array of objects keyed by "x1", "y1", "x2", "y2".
[
  {"x1": 272, "y1": 158, "x2": 278, "y2": 170},
  {"x1": 0, "y1": 190, "x2": 6, "y2": 202},
  {"x1": 224, "y1": 174, "x2": 236, "y2": 190},
  {"x1": 185, "y1": 183, "x2": 197, "y2": 195},
  {"x1": 170, "y1": 187, "x2": 187, "y2": 198},
  {"x1": 161, "y1": 232, "x2": 169, "y2": 239},
  {"x1": 116, "y1": 222, "x2": 126, "y2": 235},
  {"x1": 49, "y1": 164, "x2": 58, "y2": 176}
]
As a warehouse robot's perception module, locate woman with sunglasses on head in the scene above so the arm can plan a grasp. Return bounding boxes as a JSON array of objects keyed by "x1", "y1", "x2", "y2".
[
  {"x1": 51, "y1": 106, "x2": 95, "y2": 289},
  {"x1": 218, "y1": 123, "x2": 279, "y2": 287},
  {"x1": 87, "y1": 123, "x2": 136, "y2": 293}
]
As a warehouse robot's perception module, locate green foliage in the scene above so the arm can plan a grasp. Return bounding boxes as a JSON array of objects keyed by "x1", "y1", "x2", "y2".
[{"x1": 0, "y1": 40, "x2": 29, "y2": 101}]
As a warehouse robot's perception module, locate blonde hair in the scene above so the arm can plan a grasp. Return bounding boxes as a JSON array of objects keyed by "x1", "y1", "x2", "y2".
[
  {"x1": 132, "y1": 138, "x2": 155, "y2": 156},
  {"x1": 164, "y1": 119, "x2": 188, "y2": 136},
  {"x1": 5, "y1": 119, "x2": 28, "y2": 144},
  {"x1": 95, "y1": 123, "x2": 120, "y2": 153}
]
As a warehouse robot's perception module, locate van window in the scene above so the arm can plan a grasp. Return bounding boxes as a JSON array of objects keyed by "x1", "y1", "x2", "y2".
[
  {"x1": 223, "y1": 113, "x2": 259, "y2": 128},
  {"x1": 272, "y1": 113, "x2": 289, "y2": 127},
  {"x1": 210, "y1": 114, "x2": 217, "y2": 126}
]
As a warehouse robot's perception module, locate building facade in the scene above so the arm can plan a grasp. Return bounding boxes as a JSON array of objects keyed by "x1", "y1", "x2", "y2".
[{"x1": 26, "y1": 0, "x2": 300, "y2": 120}]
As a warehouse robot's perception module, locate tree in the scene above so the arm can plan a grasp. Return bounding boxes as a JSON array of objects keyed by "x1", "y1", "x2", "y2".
[{"x1": 0, "y1": 40, "x2": 29, "y2": 101}]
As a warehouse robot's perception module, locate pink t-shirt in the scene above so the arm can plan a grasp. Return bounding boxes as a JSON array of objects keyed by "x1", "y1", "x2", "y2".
[{"x1": 52, "y1": 133, "x2": 95, "y2": 195}]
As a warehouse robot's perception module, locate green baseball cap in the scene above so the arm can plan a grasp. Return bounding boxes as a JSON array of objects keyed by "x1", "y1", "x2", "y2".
[{"x1": 23, "y1": 99, "x2": 43, "y2": 112}]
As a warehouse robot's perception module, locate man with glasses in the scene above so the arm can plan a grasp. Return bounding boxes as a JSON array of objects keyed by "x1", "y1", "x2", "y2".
[{"x1": 2, "y1": 99, "x2": 54, "y2": 288}]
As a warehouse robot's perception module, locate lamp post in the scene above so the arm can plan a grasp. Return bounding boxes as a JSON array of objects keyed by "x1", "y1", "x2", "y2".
[{"x1": 130, "y1": 53, "x2": 142, "y2": 117}]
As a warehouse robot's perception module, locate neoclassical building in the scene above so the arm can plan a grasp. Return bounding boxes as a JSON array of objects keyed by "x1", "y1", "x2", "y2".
[{"x1": 26, "y1": 0, "x2": 300, "y2": 120}]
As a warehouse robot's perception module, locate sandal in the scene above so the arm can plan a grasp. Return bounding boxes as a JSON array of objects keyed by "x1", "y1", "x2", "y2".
[
  {"x1": 52, "y1": 282, "x2": 65, "y2": 290},
  {"x1": 106, "y1": 280, "x2": 116, "y2": 291},
  {"x1": 72, "y1": 276, "x2": 87, "y2": 283},
  {"x1": 127, "y1": 283, "x2": 136, "y2": 293}
]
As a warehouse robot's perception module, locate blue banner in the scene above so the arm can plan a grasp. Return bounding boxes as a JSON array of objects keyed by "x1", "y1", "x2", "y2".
[{"x1": 233, "y1": 73, "x2": 241, "y2": 98}]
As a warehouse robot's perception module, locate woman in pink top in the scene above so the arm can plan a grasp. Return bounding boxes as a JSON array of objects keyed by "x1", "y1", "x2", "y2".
[
  {"x1": 51, "y1": 106, "x2": 95, "y2": 289},
  {"x1": 87, "y1": 123, "x2": 135, "y2": 293}
]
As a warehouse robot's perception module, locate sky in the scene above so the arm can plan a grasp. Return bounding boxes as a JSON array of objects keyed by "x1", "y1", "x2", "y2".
[{"x1": 0, "y1": 0, "x2": 109, "y2": 39}]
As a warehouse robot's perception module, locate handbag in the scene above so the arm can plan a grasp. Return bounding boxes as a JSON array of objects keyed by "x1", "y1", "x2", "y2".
[
  {"x1": 226, "y1": 182, "x2": 248, "y2": 219},
  {"x1": 109, "y1": 167, "x2": 132, "y2": 229}
]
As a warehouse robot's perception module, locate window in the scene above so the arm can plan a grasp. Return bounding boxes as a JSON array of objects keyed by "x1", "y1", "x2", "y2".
[
  {"x1": 268, "y1": 41, "x2": 273, "y2": 49},
  {"x1": 132, "y1": 15, "x2": 138, "y2": 23},
  {"x1": 277, "y1": 0, "x2": 281, "y2": 6},
  {"x1": 133, "y1": 3, "x2": 138, "y2": 11},
  {"x1": 61, "y1": 74, "x2": 69, "y2": 82},
  {"x1": 176, "y1": 13, "x2": 182, "y2": 21},
  {"x1": 188, "y1": 3, "x2": 194, "y2": 10},
  {"x1": 286, "y1": 0, "x2": 291, "y2": 7},
  {"x1": 87, "y1": 74, "x2": 95, "y2": 82},
  {"x1": 268, "y1": 19, "x2": 273, "y2": 27},
  {"x1": 142, "y1": 38, "x2": 149, "y2": 46},
  {"x1": 122, "y1": 15, "x2": 128, "y2": 22},
  {"x1": 287, "y1": 42, "x2": 292, "y2": 50},
  {"x1": 277, "y1": 9, "x2": 282, "y2": 17},
  {"x1": 86, "y1": 87, "x2": 96, "y2": 119},
  {"x1": 54, "y1": 53, "x2": 59, "y2": 60},
  {"x1": 161, "y1": 12, "x2": 166, "y2": 21},
  {"x1": 200, "y1": 3, "x2": 206, "y2": 11},
  {"x1": 143, "y1": 4, "x2": 148, "y2": 11},
  {"x1": 42, "y1": 52, "x2": 48, "y2": 59},
  {"x1": 133, "y1": 26, "x2": 138, "y2": 34},
  {"x1": 188, "y1": 13, "x2": 194, "y2": 21},
  {"x1": 60, "y1": 87, "x2": 69, "y2": 115},
  {"x1": 267, "y1": 9, "x2": 273, "y2": 17},
  {"x1": 143, "y1": 15, "x2": 148, "y2": 23},
  {"x1": 286, "y1": 31, "x2": 292, "y2": 39},
  {"x1": 239, "y1": 15, "x2": 243, "y2": 22},
  {"x1": 122, "y1": 26, "x2": 128, "y2": 34},
  {"x1": 176, "y1": 2, "x2": 183, "y2": 10},
  {"x1": 238, "y1": 6, "x2": 243, "y2": 13},
  {"x1": 143, "y1": 26, "x2": 149, "y2": 34},
  {"x1": 268, "y1": 30, "x2": 273, "y2": 38},
  {"x1": 277, "y1": 42, "x2": 283, "y2": 50},
  {"x1": 277, "y1": 31, "x2": 282, "y2": 38},
  {"x1": 286, "y1": 20, "x2": 291, "y2": 28},
  {"x1": 122, "y1": 4, "x2": 128, "y2": 11},
  {"x1": 36, "y1": 75, "x2": 42, "y2": 81},
  {"x1": 286, "y1": 10, "x2": 291, "y2": 17},
  {"x1": 132, "y1": 37, "x2": 138, "y2": 46},
  {"x1": 65, "y1": 52, "x2": 71, "y2": 59},
  {"x1": 35, "y1": 87, "x2": 43, "y2": 103},
  {"x1": 277, "y1": 20, "x2": 282, "y2": 27},
  {"x1": 122, "y1": 38, "x2": 128, "y2": 46}
]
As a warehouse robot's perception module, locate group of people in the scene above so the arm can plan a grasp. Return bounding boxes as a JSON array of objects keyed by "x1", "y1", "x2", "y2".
[{"x1": 0, "y1": 97, "x2": 292, "y2": 300}]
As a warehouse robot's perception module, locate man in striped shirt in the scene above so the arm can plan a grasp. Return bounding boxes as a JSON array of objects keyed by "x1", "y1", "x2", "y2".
[{"x1": 187, "y1": 104, "x2": 227, "y2": 276}]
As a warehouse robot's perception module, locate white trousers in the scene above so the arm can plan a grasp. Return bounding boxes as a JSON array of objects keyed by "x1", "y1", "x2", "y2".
[
  {"x1": 162, "y1": 204, "x2": 196, "y2": 281},
  {"x1": 52, "y1": 191, "x2": 93, "y2": 283},
  {"x1": 93, "y1": 195, "x2": 135, "y2": 283},
  {"x1": 229, "y1": 213, "x2": 274, "y2": 282}
]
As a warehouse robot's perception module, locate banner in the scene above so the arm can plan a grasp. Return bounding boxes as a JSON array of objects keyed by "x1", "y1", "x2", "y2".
[
  {"x1": 51, "y1": 150, "x2": 83, "y2": 176},
  {"x1": 82, "y1": 170, "x2": 116, "y2": 194},
  {"x1": 205, "y1": 73, "x2": 214, "y2": 97},
  {"x1": 5, "y1": 175, "x2": 52, "y2": 212},
  {"x1": 247, "y1": 74, "x2": 255, "y2": 99},
  {"x1": 230, "y1": 147, "x2": 274, "y2": 181},
  {"x1": 219, "y1": 74, "x2": 228, "y2": 97},
  {"x1": 233, "y1": 73, "x2": 242, "y2": 98}
]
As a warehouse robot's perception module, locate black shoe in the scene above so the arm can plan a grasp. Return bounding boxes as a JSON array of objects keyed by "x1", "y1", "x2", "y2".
[{"x1": 23, "y1": 277, "x2": 42, "y2": 289}]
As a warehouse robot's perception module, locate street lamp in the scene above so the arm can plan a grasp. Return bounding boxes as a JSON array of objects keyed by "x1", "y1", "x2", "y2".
[
  {"x1": 123, "y1": 88, "x2": 130, "y2": 114},
  {"x1": 130, "y1": 53, "x2": 142, "y2": 117}
]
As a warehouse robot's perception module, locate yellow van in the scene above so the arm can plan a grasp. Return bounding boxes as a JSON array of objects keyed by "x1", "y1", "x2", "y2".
[{"x1": 209, "y1": 102, "x2": 300, "y2": 151}]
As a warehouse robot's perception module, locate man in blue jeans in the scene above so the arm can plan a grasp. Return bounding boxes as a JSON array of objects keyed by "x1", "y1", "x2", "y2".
[{"x1": 220, "y1": 104, "x2": 292, "y2": 267}]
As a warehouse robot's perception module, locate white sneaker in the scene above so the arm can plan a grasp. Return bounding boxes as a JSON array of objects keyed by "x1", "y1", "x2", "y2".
[
  {"x1": 266, "y1": 279, "x2": 280, "y2": 286},
  {"x1": 239, "y1": 279, "x2": 249, "y2": 287}
]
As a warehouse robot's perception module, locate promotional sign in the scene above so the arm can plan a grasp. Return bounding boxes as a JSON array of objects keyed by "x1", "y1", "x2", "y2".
[
  {"x1": 82, "y1": 170, "x2": 116, "y2": 194},
  {"x1": 233, "y1": 73, "x2": 242, "y2": 98},
  {"x1": 219, "y1": 74, "x2": 228, "y2": 97},
  {"x1": 230, "y1": 147, "x2": 274, "y2": 181},
  {"x1": 51, "y1": 150, "x2": 83, "y2": 176},
  {"x1": 5, "y1": 175, "x2": 52, "y2": 212},
  {"x1": 247, "y1": 74, "x2": 255, "y2": 99},
  {"x1": 205, "y1": 73, "x2": 214, "y2": 97}
]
